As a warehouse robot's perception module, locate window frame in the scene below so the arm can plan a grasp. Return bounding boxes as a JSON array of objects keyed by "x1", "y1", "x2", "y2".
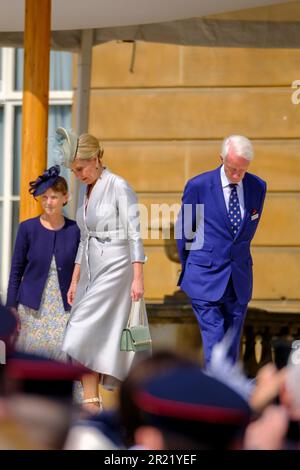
[{"x1": 0, "y1": 47, "x2": 73, "y2": 301}]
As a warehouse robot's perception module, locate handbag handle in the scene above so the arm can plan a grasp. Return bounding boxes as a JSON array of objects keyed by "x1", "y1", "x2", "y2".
[{"x1": 126, "y1": 298, "x2": 147, "y2": 328}]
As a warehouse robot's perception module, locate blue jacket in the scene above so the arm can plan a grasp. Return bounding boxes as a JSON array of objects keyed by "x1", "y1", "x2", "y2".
[
  {"x1": 6, "y1": 216, "x2": 80, "y2": 311},
  {"x1": 176, "y1": 167, "x2": 267, "y2": 304}
]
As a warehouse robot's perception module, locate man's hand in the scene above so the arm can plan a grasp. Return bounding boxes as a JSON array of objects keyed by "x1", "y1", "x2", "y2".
[
  {"x1": 244, "y1": 405, "x2": 289, "y2": 450},
  {"x1": 249, "y1": 363, "x2": 286, "y2": 413}
]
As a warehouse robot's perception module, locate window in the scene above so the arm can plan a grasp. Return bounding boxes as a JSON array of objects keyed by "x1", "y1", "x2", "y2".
[
  {"x1": 15, "y1": 49, "x2": 73, "y2": 91},
  {"x1": 0, "y1": 48, "x2": 2, "y2": 92},
  {"x1": 0, "y1": 48, "x2": 73, "y2": 302},
  {"x1": 0, "y1": 107, "x2": 3, "y2": 287},
  {"x1": 0, "y1": 107, "x2": 3, "y2": 196},
  {"x1": 13, "y1": 104, "x2": 72, "y2": 195}
]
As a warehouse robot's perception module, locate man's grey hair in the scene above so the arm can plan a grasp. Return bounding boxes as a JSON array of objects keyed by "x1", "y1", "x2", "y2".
[{"x1": 221, "y1": 135, "x2": 254, "y2": 162}]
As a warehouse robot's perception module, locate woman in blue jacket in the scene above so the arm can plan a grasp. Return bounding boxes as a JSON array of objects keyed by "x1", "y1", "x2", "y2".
[{"x1": 6, "y1": 165, "x2": 80, "y2": 361}]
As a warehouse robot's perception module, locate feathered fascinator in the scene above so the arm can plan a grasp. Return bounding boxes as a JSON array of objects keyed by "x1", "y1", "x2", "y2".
[
  {"x1": 29, "y1": 165, "x2": 60, "y2": 197},
  {"x1": 206, "y1": 329, "x2": 255, "y2": 401},
  {"x1": 53, "y1": 127, "x2": 79, "y2": 168}
]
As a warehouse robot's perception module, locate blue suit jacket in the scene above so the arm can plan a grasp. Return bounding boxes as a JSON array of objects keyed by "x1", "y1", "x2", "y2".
[
  {"x1": 176, "y1": 167, "x2": 267, "y2": 304},
  {"x1": 6, "y1": 216, "x2": 80, "y2": 311}
]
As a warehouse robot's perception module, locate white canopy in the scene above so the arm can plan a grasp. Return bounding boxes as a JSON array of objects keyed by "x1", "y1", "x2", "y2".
[
  {"x1": 0, "y1": 0, "x2": 287, "y2": 30},
  {"x1": 0, "y1": 0, "x2": 296, "y2": 50}
]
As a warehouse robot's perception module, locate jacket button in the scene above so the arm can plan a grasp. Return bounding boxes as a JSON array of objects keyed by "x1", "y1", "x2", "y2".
[{"x1": 58, "y1": 267, "x2": 62, "y2": 271}]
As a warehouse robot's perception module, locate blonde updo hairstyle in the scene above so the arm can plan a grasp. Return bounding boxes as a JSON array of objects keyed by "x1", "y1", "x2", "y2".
[{"x1": 76, "y1": 133, "x2": 104, "y2": 165}]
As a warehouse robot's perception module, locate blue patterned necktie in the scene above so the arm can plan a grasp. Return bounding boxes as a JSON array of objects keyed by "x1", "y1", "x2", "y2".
[{"x1": 228, "y1": 183, "x2": 242, "y2": 236}]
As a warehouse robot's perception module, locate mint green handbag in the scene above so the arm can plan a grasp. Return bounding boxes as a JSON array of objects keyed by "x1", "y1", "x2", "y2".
[{"x1": 120, "y1": 299, "x2": 152, "y2": 352}]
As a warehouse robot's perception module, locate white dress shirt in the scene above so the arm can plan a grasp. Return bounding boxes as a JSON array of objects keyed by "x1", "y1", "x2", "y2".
[{"x1": 220, "y1": 165, "x2": 245, "y2": 219}]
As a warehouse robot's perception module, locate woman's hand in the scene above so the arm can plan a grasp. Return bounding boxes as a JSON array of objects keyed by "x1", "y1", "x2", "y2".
[
  {"x1": 131, "y1": 262, "x2": 144, "y2": 301},
  {"x1": 67, "y1": 282, "x2": 78, "y2": 306},
  {"x1": 68, "y1": 264, "x2": 81, "y2": 306},
  {"x1": 9, "y1": 307, "x2": 21, "y2": 336},
  {"x1": 9, "y1": 306, "x2": 18, "y2": 318},
  {"x1": 131, "y1": 278, "x2": 144, "y2": 301}
]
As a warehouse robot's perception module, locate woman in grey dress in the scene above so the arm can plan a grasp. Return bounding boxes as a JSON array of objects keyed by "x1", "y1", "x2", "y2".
[{"x1": 56, "y1": 129, "x2": 146, "y2": 413}]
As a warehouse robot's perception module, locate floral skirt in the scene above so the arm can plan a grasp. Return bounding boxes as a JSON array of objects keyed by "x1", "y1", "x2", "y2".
[{"x1": 16, "y1": 257, "x2": 69, "y2": 362}]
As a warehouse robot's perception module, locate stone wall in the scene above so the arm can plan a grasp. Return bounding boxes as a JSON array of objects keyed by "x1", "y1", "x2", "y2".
[{"x1": 73, "y1": 11, "x2": 300, "y2": 311}]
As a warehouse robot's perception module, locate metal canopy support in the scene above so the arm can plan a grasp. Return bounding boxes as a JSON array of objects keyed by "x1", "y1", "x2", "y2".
[{"x1": 69, "y1": 29, "x2": 93, "y2": 218}]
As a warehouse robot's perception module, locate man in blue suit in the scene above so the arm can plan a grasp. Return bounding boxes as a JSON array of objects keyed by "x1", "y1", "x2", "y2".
[{"x1": 176, "y1": 135, "x2": 267, "y2": 366}]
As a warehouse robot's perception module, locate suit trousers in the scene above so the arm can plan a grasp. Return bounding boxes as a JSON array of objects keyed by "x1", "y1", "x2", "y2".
[{"x1": 191, "y1": 277, "x2": 248, "y2": 367}]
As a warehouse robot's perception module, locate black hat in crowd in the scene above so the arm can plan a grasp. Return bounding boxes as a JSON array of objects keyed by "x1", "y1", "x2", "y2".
[
  {"x1": 5, "y1": 351, "x2": 87, "y2": 401},
  {"x1": 133, "y1": 365, "x2": 252, "y2": 449}
]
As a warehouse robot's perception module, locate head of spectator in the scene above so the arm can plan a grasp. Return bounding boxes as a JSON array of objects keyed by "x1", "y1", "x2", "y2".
[
  {"x1": 0, "y1": 304, "x2": 18, "y2": 395},
  {"x1": 3, "y1": 352, "x2": 86, "y2": 449},
  {"x1": 131, "y1": 364, "x2": 252, "y2": 450},
  {"x1": 280, "y1": 348, "x2": 300, "y2": 421},
  {"x1": 119, "y1": 351, "x2": 195, "y2": 448}
]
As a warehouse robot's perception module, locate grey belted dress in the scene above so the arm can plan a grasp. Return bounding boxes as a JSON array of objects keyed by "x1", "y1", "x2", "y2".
[{"x1": 61, "y1": 168, "x2": 146, "y2": 388}]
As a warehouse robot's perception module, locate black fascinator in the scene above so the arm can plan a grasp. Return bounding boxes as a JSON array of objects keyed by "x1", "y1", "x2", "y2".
[{"x1": 29, "y1": 165, "x2": 61, "y2": 197}]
